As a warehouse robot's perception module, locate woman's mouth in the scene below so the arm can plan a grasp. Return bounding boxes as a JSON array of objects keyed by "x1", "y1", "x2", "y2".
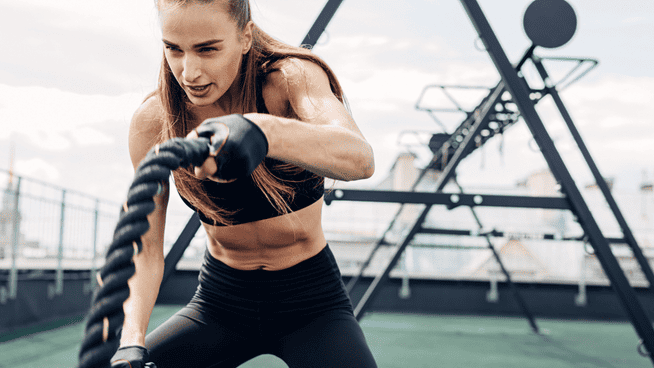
[{"x1": 186, "y1": 84, "x2": 211, "y2": 96}]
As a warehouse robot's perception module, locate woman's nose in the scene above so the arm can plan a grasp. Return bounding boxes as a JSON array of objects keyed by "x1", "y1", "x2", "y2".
[{"x1": 182, "y1": 55, "x2": 202, "y2": 82}]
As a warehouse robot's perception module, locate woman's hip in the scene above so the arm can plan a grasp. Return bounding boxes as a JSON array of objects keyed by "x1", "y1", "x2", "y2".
[{"x1": 190, "y1": 244, "x2": 353, "y2": 320}]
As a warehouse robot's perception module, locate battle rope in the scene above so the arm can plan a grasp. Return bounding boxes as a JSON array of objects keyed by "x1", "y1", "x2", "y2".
[{"x1": 77, "y1": 137, "x2": 210, "y2": 368}]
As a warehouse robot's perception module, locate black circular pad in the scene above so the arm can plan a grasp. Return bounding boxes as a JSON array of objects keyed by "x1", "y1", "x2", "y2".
[{"x1": 523, "y1": 0, "x2": 577, "y2": 48}]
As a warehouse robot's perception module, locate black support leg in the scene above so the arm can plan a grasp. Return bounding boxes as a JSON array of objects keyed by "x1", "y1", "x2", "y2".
[
  {"x1": 532, "y1": 57, "x2": 654, "y2": 293},
  {"x1": 460, "y1": 0, "x2": 654, "y2": 362},
  {"x1": 353, "y1": 84, "x2": 507, "y2": 320},
  {"x1": 160, "y1": 213, "x2": 201, "y2": 288},
  {"x1": 454, "y1": 179, "x2": 540, "y2": 334}
]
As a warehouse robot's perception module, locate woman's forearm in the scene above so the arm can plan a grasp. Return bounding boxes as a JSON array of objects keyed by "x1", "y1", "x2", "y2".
[
  {"x1": 249, "y1": 113, "x2": 375, "y2": 181},
  {"x1": 117, "y1": 183, "x2": 168, "y2": 347},
  {"x1": 119, "y1": 249, "x2": 165, "y2": 347}
]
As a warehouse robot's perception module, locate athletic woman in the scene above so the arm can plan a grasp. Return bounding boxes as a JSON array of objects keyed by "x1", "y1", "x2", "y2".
[{"x1": 110, "y1": 0, "x2": 377, "y2": 367}]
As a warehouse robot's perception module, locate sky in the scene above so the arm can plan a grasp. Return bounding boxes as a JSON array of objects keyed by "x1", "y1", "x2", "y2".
[{"x1": 0, "y1": 0, "x2": 653, "y2": 213}]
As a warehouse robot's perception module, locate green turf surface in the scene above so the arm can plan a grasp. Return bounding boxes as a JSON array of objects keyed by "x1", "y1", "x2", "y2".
[{"x1": 0, "y1": 305, "x2": 650, "y2": 368}]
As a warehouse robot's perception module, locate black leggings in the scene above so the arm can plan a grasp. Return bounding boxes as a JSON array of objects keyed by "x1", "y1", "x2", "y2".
[{"x1": 145, "y1": 245, "x2": 378, "y2": 368}]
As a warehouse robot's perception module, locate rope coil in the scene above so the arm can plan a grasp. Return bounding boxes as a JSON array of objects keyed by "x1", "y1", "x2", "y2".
[{"x1": 77, "y1": 137, "x2": 209, "y2": 368}]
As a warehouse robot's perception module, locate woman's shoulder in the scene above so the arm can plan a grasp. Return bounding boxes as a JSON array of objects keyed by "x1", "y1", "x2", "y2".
[
  {"x1": 261, "y1": 57, "x2": 329, "y2": 114},
  {"x1": 128, "y1": 93, "x2": 165, "y2": 168},
  {"x1": 264, "y1": 57, "x2": 326, "y2": 86},
  {"x1": 133, "y1": 93, "x2": 165, "y2": 126}
]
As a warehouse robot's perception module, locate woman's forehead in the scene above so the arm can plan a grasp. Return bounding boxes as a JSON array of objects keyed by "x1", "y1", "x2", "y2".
[{"x1": 160, "y1": 2, "x2": 237, "y2": 42}]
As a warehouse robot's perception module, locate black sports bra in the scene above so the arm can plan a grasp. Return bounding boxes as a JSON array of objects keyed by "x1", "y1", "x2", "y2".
[
  {"x1": 178, "y1": 72, "x2": 324, "y2": 226},
  {"x1": 179, "y1": 160, "x2": 324, "y2": 225}
]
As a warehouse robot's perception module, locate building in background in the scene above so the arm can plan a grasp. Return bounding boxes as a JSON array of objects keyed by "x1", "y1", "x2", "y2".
[{"x1": 321, "y1": 152, "x2": 654, "y2": 286}]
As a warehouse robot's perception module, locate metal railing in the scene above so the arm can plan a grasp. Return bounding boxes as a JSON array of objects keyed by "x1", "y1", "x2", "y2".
[
  {"x1": 2, "y1": 165, "x2": 652, "y2": 304},
  {"x1": 321, "y1": 188, "x2": 654, "y2": 292},
  {"x1": 0, "y1": 169, "x2": 123, "y2": 302}
]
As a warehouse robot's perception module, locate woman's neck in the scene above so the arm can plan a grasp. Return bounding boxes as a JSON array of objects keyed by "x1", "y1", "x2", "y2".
[
  {"x1": 189, "y1": 99, "x2": 241, "y2": 127},
  {"x1": 189, "y1": 77, "x2": 244, "y2": 126}
]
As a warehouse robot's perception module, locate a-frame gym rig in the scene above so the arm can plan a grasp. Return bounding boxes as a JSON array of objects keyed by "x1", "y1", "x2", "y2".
[
  {"x1": 160, "y1": 0, "x2": 654, "y2": 364},
  {"x1": 324, "y1": 0, "x2": 654, "y2": 363}
]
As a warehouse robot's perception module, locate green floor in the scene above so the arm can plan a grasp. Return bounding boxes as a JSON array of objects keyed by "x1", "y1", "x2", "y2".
[{"x1": 0, "y1": 306, "x2": 650, "y2": 368}]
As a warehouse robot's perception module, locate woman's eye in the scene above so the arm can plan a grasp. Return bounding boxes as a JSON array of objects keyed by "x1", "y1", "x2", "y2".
[
  {"x1": 200, "y1": 47, "x2": 218, "y2": 53},
  {"x1": 165, "y1": 45, "x2": 181, "y2": 52}
]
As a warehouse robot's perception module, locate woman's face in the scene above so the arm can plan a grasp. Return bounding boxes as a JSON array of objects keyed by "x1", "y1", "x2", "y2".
[{"x1": 160, "y1": 2, "x2": 252, "y2": 107}]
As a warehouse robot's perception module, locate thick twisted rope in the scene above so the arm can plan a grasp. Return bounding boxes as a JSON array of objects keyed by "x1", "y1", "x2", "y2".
[{"x1": 77, "y1": 137, "x2": 210, "y2": 368}]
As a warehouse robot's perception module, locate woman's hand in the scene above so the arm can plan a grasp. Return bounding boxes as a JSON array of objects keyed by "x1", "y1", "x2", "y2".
[
  {"x1": 186, "y1": 114, "x2": 269, "y2": 182},
  {"x1": 111, "y1": 346, "x2": 156, "y2": 368}
]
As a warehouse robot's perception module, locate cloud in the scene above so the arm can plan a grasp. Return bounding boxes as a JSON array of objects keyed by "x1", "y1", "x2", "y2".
[
  {"x1": 0, "y1": 2, "x2": 161, "y2": 95},
  {"x1": 565, "y1": 74, "x2": 654, "y2": 106},
  {"x1": 1, "y1": 0, "x2": 651, "y2": 200},
  {"x1": 0, "y1": 84, "x2": 143, "y2": 149},
  {"x1": 8, "y1": 0, "x2": 159, "y2": 39},
  {"x1": 622, "y1": 16, "x2": 646, "y2": 24},
  {"x1": 349, "y1": 68, "x2": 654, "y2": 192},
  {"x1": 15, "y1": 157, "x2": 61, "y2": 182},
  {"x1": 559, "y1": 75, "x2": 654, "y2": 147},
  {"x1": 28, "y1": 132, "x2": 72, "y2": 152},
  {"x1": 451, "y1": 73, "x2": 654, "y2": 191},
  {"x1": 70, "y1": 127, "x2": 115, "y2": 146}
]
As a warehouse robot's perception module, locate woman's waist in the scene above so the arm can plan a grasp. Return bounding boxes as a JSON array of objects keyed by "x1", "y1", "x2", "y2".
[
  {"x1": 204, "y1": 205, "x2": 326, "y2": 270},
  {"x1": 197, "y1": 243, "x2": 343, "y2": 295},
  {"x1": 196, "y1": 245, "x2": 346, "y2": 305},
  {"x1": 206, "y1": 230, "x2": 326, "y2": 270}
]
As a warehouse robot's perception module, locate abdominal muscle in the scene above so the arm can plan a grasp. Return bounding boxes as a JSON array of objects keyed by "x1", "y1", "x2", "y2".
[{"x1": 202, "y1": 197, "x2": 327, "y2": 271}]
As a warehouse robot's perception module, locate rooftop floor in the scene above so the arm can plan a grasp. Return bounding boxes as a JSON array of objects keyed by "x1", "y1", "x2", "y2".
[{"x1": 1, "y1": 305, "x2": 650, "y2": 368}]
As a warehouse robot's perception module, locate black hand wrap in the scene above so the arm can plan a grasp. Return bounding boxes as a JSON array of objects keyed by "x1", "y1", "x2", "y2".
[
  {"x1": 194, "y1": 114, "x2": 269, "y2": 181},
  {"x1": 110, "y1": 346, "x2": 155, "y2": 368}
]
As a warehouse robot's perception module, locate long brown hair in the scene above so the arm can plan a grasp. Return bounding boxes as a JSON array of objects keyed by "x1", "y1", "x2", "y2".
[{"x1": 153, "y1": 0, "x2": 345, "y2": 225}]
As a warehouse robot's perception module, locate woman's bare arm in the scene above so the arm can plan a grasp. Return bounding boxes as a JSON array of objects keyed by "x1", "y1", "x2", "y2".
[
  {"x1": 248, "y1": 59, "x2": 375, "y2": 182},
  {"x1": 120, "y1": 95, "x2": 169, "y2": 347},
  {"x1": 189, "y1": 59, "x2": 374, "y2": 182}
]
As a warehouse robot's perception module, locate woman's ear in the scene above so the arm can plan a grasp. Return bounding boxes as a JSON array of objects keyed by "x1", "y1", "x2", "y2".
[{"x1": 242, "y1": 21, "x2": 254, "y2": 54}]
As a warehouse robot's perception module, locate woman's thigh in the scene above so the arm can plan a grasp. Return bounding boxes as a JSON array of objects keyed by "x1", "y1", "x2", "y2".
[
  {"x1": 274, "y1": 309, "x2": 378, "y2": 368},
  {"x1": 145, "y1": 306, "x2": 259, "y2": 368}
]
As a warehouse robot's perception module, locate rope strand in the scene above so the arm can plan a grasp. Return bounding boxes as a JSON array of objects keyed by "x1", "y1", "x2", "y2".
[{"x1": 77, "y1": 137, "x2": 209, "y2": 368}]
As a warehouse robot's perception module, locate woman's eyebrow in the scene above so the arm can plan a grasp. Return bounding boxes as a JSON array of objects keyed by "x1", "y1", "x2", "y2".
[{"x1": 162, "y1": 39, "x2": 224, "y2": 48}]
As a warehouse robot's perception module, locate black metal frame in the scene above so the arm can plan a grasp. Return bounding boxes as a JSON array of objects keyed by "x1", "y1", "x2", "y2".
[
  {"x1": 459, "y1": 0, "x2": 654, "y2": 362},
  {"x1": 161, "y1": 213, "x2": 201, "y2": 286},
  {"x1": 530, "y1": 56, "x2": 654, "y2": 290},
  {"x1": 345, "y1": 81, "x2": 541, "y2": 333},
  {"x1": 326, "y1": 189, "x2": 570, "y2": 209},
  {"x1": 347, "y1": 82, "x2": 539, "y2": 323},
  {"x1": 325, "y1": 188, "x2": 630, "y2": 245},
  {"x1": 331, "y1": 0, "x2": 654, "y2": 361},
  {"x1": 300, "y1": 0, "x2": 344, "y2": 48}
]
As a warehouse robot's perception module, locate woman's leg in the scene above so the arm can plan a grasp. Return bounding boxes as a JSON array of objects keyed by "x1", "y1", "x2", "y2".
[
  {"x1": 145, "y1": 306, "x2": 260, "y2": 368},
  {"x1": 274, "y1": 309, "x2": 378, "y2": 368}
]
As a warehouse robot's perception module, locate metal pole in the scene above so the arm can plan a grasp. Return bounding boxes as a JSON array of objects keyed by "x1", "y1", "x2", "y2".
[
  {"x1": 353, "y1": 83, "x2": 506, "y2": 320},
  {"x1": 301, "y1": 0, "x2": 345, "y2": 48},
  {"x1": 346, "y1": 81, "x2": 508, "y2": 294},
  {"x1": 354, "y1": 204, "x2": 432, "y2": 320},
  {"x1": 55, "y1": 189, "x2": 66, "y2": 296},
  {"x1": 8, "y1": 177, "x2": 21, "y2": 300},
  {"x1": 575, "y1": 246, "x2": 588, "y2": 307},
  {"x1": 399, "y1": 249, "x2": 411, "y2": 299},
  {"x1": 455, "y1": 179, "x2": 540, "y2": 333},
  {"x1": 160, "y1": 213, "x2": 201, "y2": 287},
  {"x1": 532, "y1": 56, "x2": 654, "y2": 293},
  {"x1": 90, "y1": 199, "x2": 99, "y2": 290}
]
